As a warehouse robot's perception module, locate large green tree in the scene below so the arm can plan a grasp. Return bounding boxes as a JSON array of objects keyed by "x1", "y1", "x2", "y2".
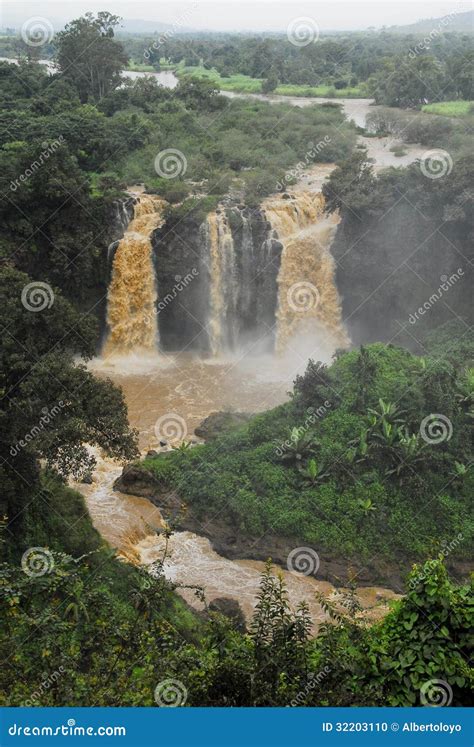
[
  {"x1": 0, "y1": 266, "x2": 138, "y2": 546},
  {"x1": 55, "y1": 12, "x2": 128, "y2": 102}
]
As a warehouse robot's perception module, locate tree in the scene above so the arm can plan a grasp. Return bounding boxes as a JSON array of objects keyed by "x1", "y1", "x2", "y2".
[
  {"x1": 55, "y1": 12, "x2": 128, "y2": 102},
  {"x1": 322, "y1": 150, "x2": 377, "y2": 217},
  {"x1": 0, "y1": 266, "x2": 138, "y2": 543},
  {"x1": 261, "y1": 70, "x2": 279, "y2": 94},
  {"x1": 175, "y1": 77, "x2": 223, "y2": 110}
]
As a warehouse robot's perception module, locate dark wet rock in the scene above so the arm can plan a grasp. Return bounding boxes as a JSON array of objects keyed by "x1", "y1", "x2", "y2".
[
  {"x1": 115, "y1": 463, "x2": 410, "y2": 589},
  {"x1": 152, "y1": 204, "x2": 282, "y2": 353},
  {"x1": 195, "y1": 411, "x2": 252, "y2": 441},
  {"x1": 209, "y1": 597, "x2": 247, "y2": 632},
  {"x1": 145, "y1": 450, "x2": 159, "y2": 458},
  {"x1": 159, "y1": 439, "x2": 168, "y2": 447},
  {"x1": 81, "y1": 473, "x2": 93, "y2": 484}
]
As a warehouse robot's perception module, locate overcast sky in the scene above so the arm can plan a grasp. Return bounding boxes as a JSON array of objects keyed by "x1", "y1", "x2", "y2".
[{"x1": 1, "y1": 0, "x2": 472, "y2": 32}]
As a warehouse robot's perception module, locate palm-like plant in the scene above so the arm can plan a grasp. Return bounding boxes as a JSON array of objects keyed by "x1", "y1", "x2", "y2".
[
  {"x1": 357, "y1": 497, "x2": 377, "y2": 516},
  {"x1": 279, "y1": 428, "x2": 319, "y2": 464},
  {"x1": 300, "y1": 458, "x2": 329, "y2": 483}
]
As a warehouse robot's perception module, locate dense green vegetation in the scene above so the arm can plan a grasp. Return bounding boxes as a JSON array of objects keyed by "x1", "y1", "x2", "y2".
[
  {"x1": 1, "y1": 12, "x2": 472, "y2": 710},
  {"x1": 422, "y1": 100, "x2": 474, "y2": 117},
  {"x1": 122, "y1": 27, "x2": 473, "y2": 107},
  {"x1": 131, "y1": 341, "x2": 473, "y2": 575},
  {"x1": 1, "y1": 508, "x2": 472, "y2": 707},
  {"x1": 174, "y1": 64, "x2": 365, "y2": 98}
]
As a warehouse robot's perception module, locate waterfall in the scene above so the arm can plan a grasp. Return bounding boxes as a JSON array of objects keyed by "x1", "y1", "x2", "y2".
[
  {"x1": 205, "y1": 209, "x2": 239, "y2": 355},
  {"x1": 104, "y1": 195, "x2": 167, "y2": 355},
  {"x1": 262, "y1": 191, "x2": 349, "y2": 356}
]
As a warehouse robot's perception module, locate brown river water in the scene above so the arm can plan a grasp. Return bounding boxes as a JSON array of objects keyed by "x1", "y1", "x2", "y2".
[
  {"x1": 79, "y1": 353, "x2": 400, "y2": 628},
  {"x1": 73, "y1": 75, "x2": 414, "y2": 629}
]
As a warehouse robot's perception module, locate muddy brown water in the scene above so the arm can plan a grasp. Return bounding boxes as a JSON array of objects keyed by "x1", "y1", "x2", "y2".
[{"x1": 78, "y1": 354, "x2": 400, "y2": 629}]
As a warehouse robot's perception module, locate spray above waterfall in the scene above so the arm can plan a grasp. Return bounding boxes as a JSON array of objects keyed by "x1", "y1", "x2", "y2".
[{"x1": 102, "y1": 185, "x2": 348, "y2": 363}]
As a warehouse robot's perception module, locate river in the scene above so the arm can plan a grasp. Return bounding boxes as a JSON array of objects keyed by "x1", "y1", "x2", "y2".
[
  {"x1": 81, "y1": 353, "x2": 400, "y2": 627},
  {"x1": 69, "y1": 65, "x2": 414, "y2": 629}
]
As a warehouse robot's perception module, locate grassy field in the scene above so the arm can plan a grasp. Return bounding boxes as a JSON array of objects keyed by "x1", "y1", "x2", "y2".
[
  {"x1": 126, "y1": 62, "x2": 156, "y2": 72},
  {"x1": 422, "y1": 100, "x2": 473, "y2": 117},
  {"x1": 176, "y1": 65, "x2": 367, "y2": 98}
]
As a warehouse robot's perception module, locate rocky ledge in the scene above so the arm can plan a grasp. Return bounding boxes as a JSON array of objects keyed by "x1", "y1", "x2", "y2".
[{"x1": 115, "y1": 463, "x2": 409, "y2": 591}]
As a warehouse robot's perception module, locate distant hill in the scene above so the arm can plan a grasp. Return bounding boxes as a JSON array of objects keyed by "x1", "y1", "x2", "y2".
[
  {"x1": 386, "y1": 9, "x2": 473, "y2": 34},
  {"x1": 117, "y1": 18, "x2": 197, "y2": 35}
]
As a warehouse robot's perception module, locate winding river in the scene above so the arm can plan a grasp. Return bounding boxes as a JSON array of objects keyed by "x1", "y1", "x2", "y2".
[{"x1": 71, "y1": 66, "x2": 427, "y2": 628}]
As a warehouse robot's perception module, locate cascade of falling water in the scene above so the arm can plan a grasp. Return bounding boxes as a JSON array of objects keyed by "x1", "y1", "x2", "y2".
[
  {"x1": 104, "y1": 194, "x2": 167, "y2": 355},
  {"x1": 205, "y1": 209, "x2": 238, "y2": 355},
  {"x1": 262, "y1": 191, "x2": 349, "y2": 356}
]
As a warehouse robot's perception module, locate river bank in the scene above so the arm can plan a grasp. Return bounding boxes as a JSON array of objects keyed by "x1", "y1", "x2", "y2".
[{"x1": 114, "y1": 461, "x2": 408, "y2": 592}]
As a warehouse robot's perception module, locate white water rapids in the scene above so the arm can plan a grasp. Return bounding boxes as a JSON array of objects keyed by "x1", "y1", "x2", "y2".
[{"x1": 72, "y1": 73, "x2": 415, "y2": 628}]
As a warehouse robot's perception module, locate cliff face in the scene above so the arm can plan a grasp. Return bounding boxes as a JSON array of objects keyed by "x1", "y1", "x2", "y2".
[
  {"x1": 331, "y1": 202, "x2": 472, "y2": 351},
  {"x1": 103, "y1": 189, "x2": 349, "y2": 358},
  {"x1": 152, "y1": 204, "x2": 283, "y2": 353}
]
